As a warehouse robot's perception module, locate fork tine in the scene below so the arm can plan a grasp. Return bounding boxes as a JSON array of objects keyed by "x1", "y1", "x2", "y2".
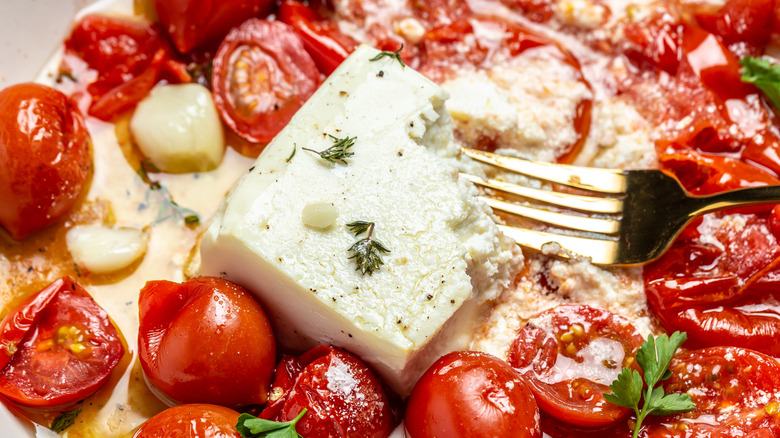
[
  {"x1": 482, "y1": 197, "x2": 620, "y2": 234},
  {"x1": 462, "y1": 173, "x2": 623, "y2": 214},
  {"x1": 497, "y1": 225, "x2": 619, "y2": 265},
  {"x1": 461, "y1": 148, "x2": 627, "y2": 194}
]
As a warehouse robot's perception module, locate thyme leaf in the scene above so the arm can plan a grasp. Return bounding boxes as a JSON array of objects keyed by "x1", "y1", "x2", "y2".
[
  {"x1": 303, "y1": 134, "x2": 356, "y2": 165},
  {"x1": 347, "y1": 221, "x2": 390, "y2": 275},
  {"x1": 369, "y1": 44, "x2": 405, "y2": 67},
  {"x1": 51, "y1": 408, "x2": 81, "y2": 433}
]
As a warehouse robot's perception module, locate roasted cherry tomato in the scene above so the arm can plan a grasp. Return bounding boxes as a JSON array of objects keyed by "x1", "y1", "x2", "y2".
[
  {"x1": 154, "y1": 0, "x2": 274, "y2": 54},
  {"x1": 260, "y1": 345, "x2": 394, "y2": 438},
  {"x1": 508, "y1": 305, "x2": 644, "y2": 428},
  {"x1": 640, "y1": 346, "x2": 780, "y2": 436},
  {"x1": 694, "y1": 0, "x2": 775, "y2": 53},
  {"x1": 0, "y1": 277, "x2": 125, "y2": 408},
  {"x1": 405, "y1": 351, "x2": 541, "y2": 438},
  {"x1": 278, "y1": 0, "x2": 358, "y2": 75},
  {"x1": 212, "y1": 19, "x2": 320, "y2": 144},
  {"x1": 63, "y1": 14, "x2": 187, "y2": 120},
  {"x1": 0, "y1": 83, "x2": 90, "y2": 240},
  {"x1": 132, "y1": 404, "x2": 242, "y2": 438},
  {"x1": 138, "y1": 276, "x2": 275, "y2": 409}
]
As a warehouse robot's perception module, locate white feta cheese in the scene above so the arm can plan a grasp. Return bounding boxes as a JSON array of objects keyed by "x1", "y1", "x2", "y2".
[{"x1": 200, "y1": 45, "x2": 521, "y2": 396}]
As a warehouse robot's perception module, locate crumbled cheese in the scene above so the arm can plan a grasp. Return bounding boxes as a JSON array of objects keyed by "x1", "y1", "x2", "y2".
[{"x1": 555, "y1": 0, "x2": 607, "y2": 28}]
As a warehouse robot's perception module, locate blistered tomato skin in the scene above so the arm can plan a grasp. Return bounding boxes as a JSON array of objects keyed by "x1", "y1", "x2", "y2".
[
  {"x1": 261, "y1": 345, "x2": 395, "y2": 438},
  {"x1": 405, "y1": 350, "x2": 541, "y2": 438},
  {"x1": 138, "y1": 276, "x2": 276, "y2": 409},
  {"x1": 0, "y1": 83, "x2": 90, "y2": 240},
  {"x1": 0, "y1": 276, "x2": 125, "y2": 408},
  {"x1": 508, "y1": 305, "x2": 644, "y2": 428},
  {"x1": 132, "y1": 403, "x2": 242, "y2": 438}
]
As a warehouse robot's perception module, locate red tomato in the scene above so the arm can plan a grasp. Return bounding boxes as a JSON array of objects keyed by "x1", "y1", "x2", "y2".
[
  {"x1": 132, "y1": 404, "x2": 242, "y2": 438},
  {"x1": 640, "y1": 347, "x2": 780, "y2": 437},
  {"x1": 507, "y1": 305, "x2": 644, "y2": 428},
  {"x1": 0, "y1": 83, "x2": 90, "y2": 240},
  {"x1": 138, "y1": 276, "x2": 276, "y2": 409},
  {"x1": 154, "y1": 0, "x2": 274, "y2": 54},
  {"x1": 405, "y1": 351, "x2": 541, "y2": 438},
  {"x1": 0, "y1": 277, "x2": 125, "y2": 408},
  {"x1": 278, "y1": 0, "x2": 359, "y2": 75},
  {"x1": 63, "y1": 14, "x2": 187, "y2": 120},
  {"x1": 695, "y1": 0, "x2": 775, "y2": 52},
  {"x1": 212, "y1": 19, "x2": 320, "y2": 144},
  {"x1": 260, "y1": 345, "x2": 394, "y2": 438}
]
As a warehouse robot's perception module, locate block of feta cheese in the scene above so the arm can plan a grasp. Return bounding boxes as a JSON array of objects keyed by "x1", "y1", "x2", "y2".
[{"x1": 199, "y1": 45, "x2": 521, "y2": 396}]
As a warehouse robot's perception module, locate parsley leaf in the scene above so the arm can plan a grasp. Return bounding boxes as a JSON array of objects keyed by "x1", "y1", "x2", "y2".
[
  {"x1": 51, "y1": 408, "x2": 81, "y2": 433},
  {"x1": 740, "y1": 56, "x2": 780, "y2": 110},
  {"x1": 604, "y1": 332, "x2": 695, "y2": 438},
  {"x1": 235, "y1": 409, "x2": 307, "y2": 438}
]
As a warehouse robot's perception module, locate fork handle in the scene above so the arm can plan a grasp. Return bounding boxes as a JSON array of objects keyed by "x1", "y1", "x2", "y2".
[{"x1": 693, "y1": 185, "x2": 780, "y2": 217}]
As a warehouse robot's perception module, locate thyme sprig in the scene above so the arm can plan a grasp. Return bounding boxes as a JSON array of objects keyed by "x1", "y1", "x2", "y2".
[
  {"x1": 137, "y1": 160, "x2": 200, "y2": 228},
  {"x1": 303, "y1": 134, "x2": 356, "y2": 165},
  {"x1": 369, "y1": 44, "x2": 405, "y2": 67},
  {"x1": 347, "y1": 221, "x2": 390, "y2": 275}
]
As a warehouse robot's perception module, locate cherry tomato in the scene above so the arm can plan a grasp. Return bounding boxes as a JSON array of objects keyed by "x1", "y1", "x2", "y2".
[
  {"x1": 212, "y1": 19, "x2": 320, "y2": 145},
  {"x1": 640, "y1": 347, "x2": 780, "y2": 436},
  {"x1": 507, "y1": 305, "x2": 644, "y2": 428},
  {"x1": 132, "y1": 404, "x2": 242, "y2": 438},
  {"x1": 0, "y1": 277, "x2": 125, "y2": 408},
  {"x1": 695, "y1": 0, "x2": 775, "y2": 53},
  {"x1": 154, "y1": 0, "x2": 274, "y2": 54},
  {"x1": 138, "y1": 276, "x2": 276, "y2": 409},
  {"x1": 278, "y1": 0, "x2": 358, "y2": 75},
  {"x1": 0, "y1": 83, "x2": 90, "y2": 240},
  {"x1": 260, "y1": 345, "x2": 394, "y2": 438},
  {"x1": 405, "y1": 351, "x2": 541, "y2": 438},
  {"x1": 63, "y1": 14, "x2": 186, "y2": 120}
]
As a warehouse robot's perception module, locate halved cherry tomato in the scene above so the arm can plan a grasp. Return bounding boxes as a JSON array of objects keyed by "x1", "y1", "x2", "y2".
[
  {"x1": 0, "y1": 83, "x2": 90, "y2": 240},
  {"x1": 508, "y1": 305, "x2": 644, "y2": 428},
  {"x1": 260, "y1": 345, "x2": 394, "y2": 438},
  {"x1": 695, "y1": 0, "x2": 775, "y2": 53},
  {"x1": 0, "y1": 277, "x2": 125, "y2": 408},
  {"x1": 640, "y1": 346, "x2": 780, "y2": 436},
  {"x1": 63, "y1": 14, "x2": 187, "y2": 120},
  {"x1": 278, "y1": 0, "x2": 358, "y2": 75},
  {"x1": 132, "y1": 404, "x2": 242, "y2": 438},
  {"x1": 153, "y1": 0, "x2": 274, "y2": 54},
  {"x1": 405, "y1": 351, "x2": 541, "y2": 438},
  {"x1": 212, "y1": 19, "x2": 320, "y2": 145},
  {"x1": 138, "y1": 277, "x2": 275, "y2": 409}
]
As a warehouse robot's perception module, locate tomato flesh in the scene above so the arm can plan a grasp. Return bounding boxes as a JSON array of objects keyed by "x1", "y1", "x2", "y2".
[
  {"x1": 508, "y1": 305, "x2": 644, "y2": 428},
  {"x1": 132, "y1": 403, "x2": 242, "y2": 438},
  {"x1": 405, "y1": 350, "x2": 541, "y2": 438},
  {"x1": 0, "y1": 277, "x2": 125, "y2": 408},
  {"x1": 0, "y1": 83, "x2": 90, "y2": 240},
  {"x1": 138, "y1": 277, "x2": 276, "y2": 409},
  {"x1": 261, "y1": 345, "x2": 395, "y2": 438},
  {"x1": 212, "y1": 19, "x2": 320, "y2": 145}
]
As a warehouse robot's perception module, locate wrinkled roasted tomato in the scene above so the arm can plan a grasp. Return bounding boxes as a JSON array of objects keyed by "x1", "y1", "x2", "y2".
[
  {"x1": 0, "y1": 277, "x2": 125, "y2": 408},
  {"x1": 0, "y1": 83, "x2": 91, "y2": 240},
  {"x1": 508, "y1": 305, "x2": 644, "y2": 428},
  {"x1": 261, "y1": 345, "x2": 395, "y2": 438},
  {"x1": 138, "y1": 277, "x2": 276, "y2": 409},
  {"x1": 405, "y1": 351, "x2": 541, "y2": 438},
  {"x1": 132, "y1": 403, "x2": 242, "y2": 438}
]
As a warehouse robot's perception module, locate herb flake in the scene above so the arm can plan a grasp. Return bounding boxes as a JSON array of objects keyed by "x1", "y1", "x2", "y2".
[
  {"x1": 369, "y1": 44, "x2": 405, "y2": 68},
  {"x1": 236, "y1": 409, "x2": 307, "y2": 438},
  {"x1": 346, "y1": 221, "x2": 390, "y2": 275},
  {"x1": 603, "y1": 332, "x2": 695, "y2": 438},
  {"x1": 51, "y1": 408, "x2": 81, "y2": 433},
  {"x1": 303, "y1": 134, "x2": 356, "y2": 165},
  {"x1": 740, "y1": 56, "x2": 780, "y2": 109}
]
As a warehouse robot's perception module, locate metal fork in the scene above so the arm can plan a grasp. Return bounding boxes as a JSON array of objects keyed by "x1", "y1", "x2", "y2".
[{"x1": 460, "y1": 148, "x2": 780, "y2": 266}]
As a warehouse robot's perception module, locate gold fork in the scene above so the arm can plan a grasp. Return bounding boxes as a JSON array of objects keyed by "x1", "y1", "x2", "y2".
[{"x1": 460, "y1": 148, "x2": 780, "y2": 266}]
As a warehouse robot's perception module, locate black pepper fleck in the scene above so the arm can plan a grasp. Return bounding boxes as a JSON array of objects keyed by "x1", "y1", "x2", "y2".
[{"x1": 377, "y1": 70, "x2": 384, "y2": 77}]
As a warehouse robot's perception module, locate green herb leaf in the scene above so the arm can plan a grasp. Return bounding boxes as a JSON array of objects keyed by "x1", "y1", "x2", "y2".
[
  {"x1": 236, "y1": 410, "x2": 306, "y2": 438},
  {"x1": 302, "y1": 134, "x2": 356, "y2": 165},
  {"x1": 51, "y1": 408, "x2": 81, "y2": 433},
  {"x1": 369, "y1": 44, "x2": 405, "y2": 67},
  {"x1": 184, "y1": 214, "x2": 200, "y2": 227},
  {"x1": 346, "y1": 220, "x2": 390, "y2": 275},
  {"x1": 286, "y1": 146, "x2": 297, "y2": 163},
  {"x1": 740, "y1": 56, "x2": 780, "y2": 110},
  {"x1": 603, "y1": 332, "x2": 694, "y2": 438}
]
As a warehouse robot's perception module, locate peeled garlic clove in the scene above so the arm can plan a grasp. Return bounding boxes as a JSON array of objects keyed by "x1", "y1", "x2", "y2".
[
  {"x1": 302, "y1": 202, "x2": 338, "y2": 229},
  {"x1": 130, "y1": 83, "x2": 225, "y2": 173},
  {"x1": 66, "y1": 225, "x2": 149, "y2": 274}
]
